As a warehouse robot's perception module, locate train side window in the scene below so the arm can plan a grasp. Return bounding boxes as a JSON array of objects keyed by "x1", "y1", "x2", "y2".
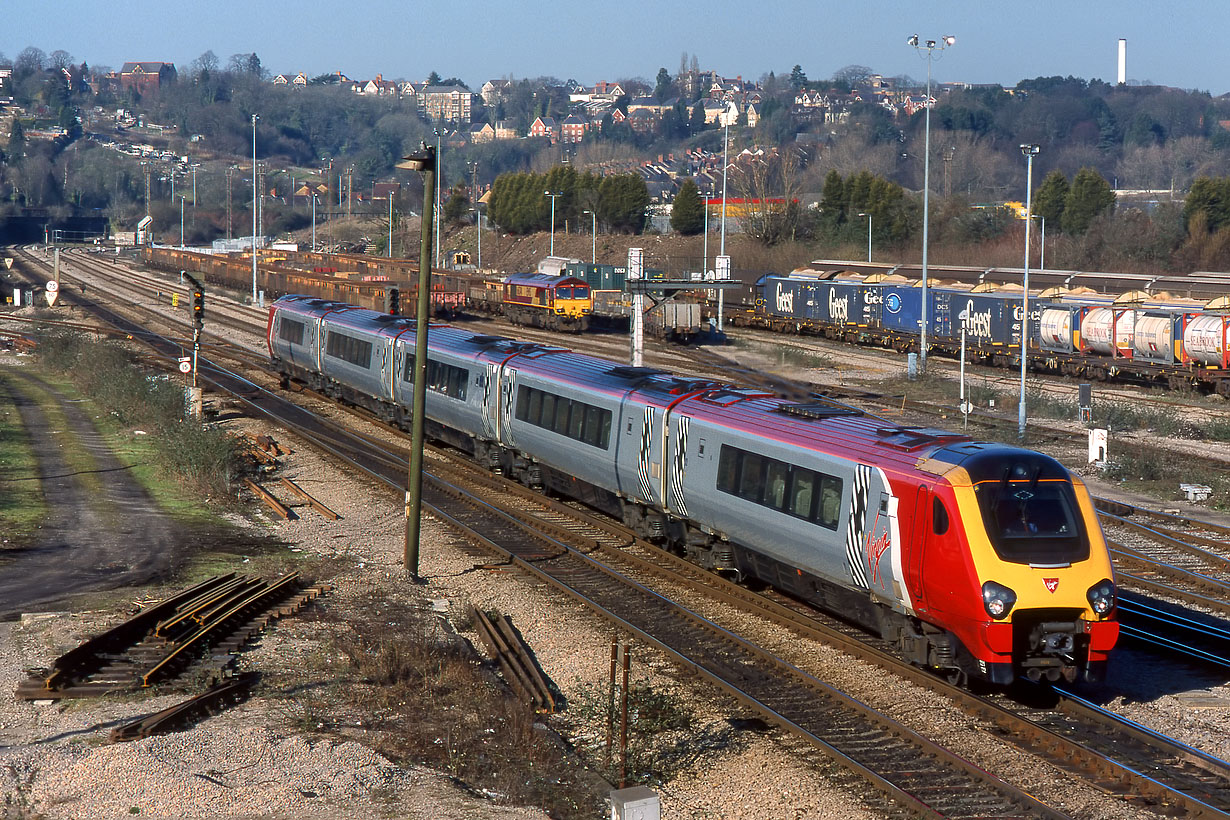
[
  {"x1": 279, "y1": 318, "x2": 304, "y2": 345},
  {"x1": 553, "y1": 397, "x2": 571, "y2": 434},
  {"x1": 540, "y1": 393, "x2": 556, "y2": 427},
  {"x1": 515, "y1": 385, "x2": 531, "y2": 422},
  {"x1": 818, "y1": 475, "x2": 843, "y2": 530},
  {"x1": 583, "y1": 406, "x2": 603, "y2": 446},
  {"x1": 933, "y1": 497, "x2": 950, "y2": 535},
  {"x1": 716, "y1": 445, "x2": 738, "y2": 493},
  {"x1": 790, "y1": 470, "x2": 816, "y2": 519},
  {"x1": 738, "y1": 453, "x2": 766, "y2": 503},
  {"x1": 765, "y1": 461, "x2": 789, "y2": 511},
  {"x1": 569, "y1": 402, "x2": 585, "y2": 439}
]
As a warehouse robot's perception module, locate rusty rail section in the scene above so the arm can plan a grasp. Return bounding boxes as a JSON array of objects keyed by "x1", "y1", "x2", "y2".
[
  {"x1": 279, "y1": 477, "x2": 341, "y2": 520},
  {"x1": 471, "y1": 607, "x2": 556, "y2": 712},
  {"x1": 16, "y1": 574, "x2": 325, "y2": 700},
  {"x1": 244, "y1": 477, "x2": 294, "y2": 519},
  {"x1": 109, "y1": 671, "x2": 260, "y2": 743}
]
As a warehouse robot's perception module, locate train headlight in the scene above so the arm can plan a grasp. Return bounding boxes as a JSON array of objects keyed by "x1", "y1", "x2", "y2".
[
  {"x1": 982, "y1": 581, "x2": 1017, "y2": 620},
  {"x1": 1086, "y1": 579, "x2": 1116, "y2": 615}
]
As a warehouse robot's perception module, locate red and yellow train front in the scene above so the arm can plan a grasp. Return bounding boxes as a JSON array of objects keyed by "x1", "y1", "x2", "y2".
[{"x1": 921, "y1": 448, "x2": 1118, "y2": 684}]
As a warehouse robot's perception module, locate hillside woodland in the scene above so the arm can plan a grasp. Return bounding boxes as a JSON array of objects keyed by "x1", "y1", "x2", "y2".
[{"x1": 4, "y1": 47, "x2": 1230, "y2": 272}]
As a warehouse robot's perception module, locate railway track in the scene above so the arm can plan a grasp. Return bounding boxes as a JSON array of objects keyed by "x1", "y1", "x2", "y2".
[
  {"x1": 15, "y1": 573, "x2": 322, "y2": 700},
  {"x1": 11, "y1": 245, "x2": 1230, "y2": 814}
]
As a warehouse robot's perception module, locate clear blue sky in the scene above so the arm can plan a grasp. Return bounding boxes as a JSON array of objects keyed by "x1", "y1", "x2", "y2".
[{"x1": 4, "y1": 0, "x2": 1224, "y2": 94}]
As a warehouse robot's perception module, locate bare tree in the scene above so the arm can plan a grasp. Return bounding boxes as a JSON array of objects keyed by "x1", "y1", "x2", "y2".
[
  {"x1": 832, "y1": 64, "x2": 874, "y2": 88},
  {"x1": 730, "y1": 146, "x2": 805, "y2": 244},
  {"x1": 191, "y1": 50, "x2": 219, "y2": 78},
  {"x1": 14, "y1": 47, "x2": 47, "y2": 77},
  {"x1": 49, "y1": 50, "x2": 74, "y2": 71}
]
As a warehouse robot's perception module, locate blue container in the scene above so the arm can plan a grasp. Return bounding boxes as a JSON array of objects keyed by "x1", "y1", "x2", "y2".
[{"x1": 881, "y1": 285, "x2": 921, "y2": 333}]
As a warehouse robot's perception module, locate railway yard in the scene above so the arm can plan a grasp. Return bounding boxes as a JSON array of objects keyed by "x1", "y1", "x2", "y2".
[{"x1": 4, "y1": 246, "x2": 1230, "y2": 819}]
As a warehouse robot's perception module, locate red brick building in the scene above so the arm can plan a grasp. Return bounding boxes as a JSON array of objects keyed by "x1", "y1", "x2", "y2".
[{"x1": 120, "y1": 62, "x2": 177, "y2": 95}]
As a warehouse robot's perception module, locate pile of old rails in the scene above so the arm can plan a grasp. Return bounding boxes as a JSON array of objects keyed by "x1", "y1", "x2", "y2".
[
  {"x1": 109, "y1": 671, "x2": 261, "y2": 743},
  {"x1": 16, "y1": 573, "x2": 325, "y2": 700},
  {"x1": 471, "y1": 606, "x2": 556, "y2": 712}
]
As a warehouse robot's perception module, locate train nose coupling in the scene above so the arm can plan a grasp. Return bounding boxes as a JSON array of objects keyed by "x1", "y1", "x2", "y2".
[{"x1": 1041, "y1": 633, "x2": 1075, "y2": 654}]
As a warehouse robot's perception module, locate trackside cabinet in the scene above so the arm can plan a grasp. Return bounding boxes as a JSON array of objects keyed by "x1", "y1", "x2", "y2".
[{"x1": 610, "y1": 786, "x2": 660, "y2": 820}]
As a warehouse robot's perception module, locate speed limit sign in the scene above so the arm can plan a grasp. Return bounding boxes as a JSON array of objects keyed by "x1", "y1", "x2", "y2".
[
  {"x1": 46, "y1": 280, "x2": 59, "y2": 293},
  {"x1": 178, "y1": 357, "x2": 192, "y2": 374}
]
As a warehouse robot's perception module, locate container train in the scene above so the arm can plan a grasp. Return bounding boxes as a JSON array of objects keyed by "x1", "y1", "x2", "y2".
[
  {"x1": 267, "y1": 294, "x2": 1119, "y2": 685},
  {"x1": 737, "y1": 269, "x2": 1230, "y2": 394}
]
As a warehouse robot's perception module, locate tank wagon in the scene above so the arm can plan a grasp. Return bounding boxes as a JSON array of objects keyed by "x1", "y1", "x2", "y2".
[
  {"x1": 268, "y1": 294, "x2": 1120, "y2": 684},
  {"x1": 742, "y1": 269, "x2": 1230, "y2": 394}
]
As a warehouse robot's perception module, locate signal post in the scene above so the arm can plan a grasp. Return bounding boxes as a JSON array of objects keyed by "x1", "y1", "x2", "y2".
[{"x1": 184, "y1": 271, "x2": 205, "y2": 416}]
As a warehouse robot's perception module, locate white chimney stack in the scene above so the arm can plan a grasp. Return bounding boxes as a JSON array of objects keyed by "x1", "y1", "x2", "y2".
[{"x1": 1117, "y1": 39, "x2": 1127, "y2": 84}]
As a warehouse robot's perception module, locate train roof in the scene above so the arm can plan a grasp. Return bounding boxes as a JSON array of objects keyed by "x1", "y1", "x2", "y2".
[{"x1": 503, "y1": 272, "x2": 588, "y2": 288}]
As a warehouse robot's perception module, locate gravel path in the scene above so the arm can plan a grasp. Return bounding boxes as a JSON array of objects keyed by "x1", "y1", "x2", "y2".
[{"x1": 0, "y1": 362, "x2": 181, "y2": 617}]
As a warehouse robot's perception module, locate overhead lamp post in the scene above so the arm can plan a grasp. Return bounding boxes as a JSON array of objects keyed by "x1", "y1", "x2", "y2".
[
  {"x1": 388, "y1": 194, "x2": 394, "y2": 258},
  {"x1": 718, "y1": 101, "x2": 736, "y2": 331},
  {"x1": 311, "y1": 194, "x2": 317, "y2": 251},
  {"x1": 190, "y1": 163, "x2": 200, "y2": 205},
  {"x1": 582, "y1": 208, "x2": 596, "y2": 264},
  {"x1": 179, "y1": 195, "x2": 186, "y2": 248},
  {"x1": 545, "y1": 191, "x2": 562, "y2": 256},
  {"x1": 858, "y1": 212, "x2": 872, "y2": 262},
  {"x1": 434, "y1": 128, "x2": 442, "y2": 269},
  {"x1": 908, "y1": 32, "x2": 955, "y2": 374},
  {"x1": 474, "y1": 203, "x2": 484, "y2": 270},
  {"x1": 251, "y1": 113, "x2": 258, "y2": 303},
  {"x1": 395, "y1": 143, "x2": 437, "y2": 578},
  {"x1": 1032, "y1": 214, "x2": 1046, "y2": 271},
  {"x1": 1019, "y1": 143, "x2": 1040, "y2": 441}
]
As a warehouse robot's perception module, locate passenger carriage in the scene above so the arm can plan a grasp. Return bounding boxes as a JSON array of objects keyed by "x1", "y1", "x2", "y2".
[{"x1": 268, "y1": 295, "x2": 1119, "y2": 685}]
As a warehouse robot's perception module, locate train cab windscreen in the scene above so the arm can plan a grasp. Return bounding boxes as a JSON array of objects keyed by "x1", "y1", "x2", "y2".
[
  {"x1": 557, "y1": 286, "x2": 589, "y2": 299},
  {"x1": 966, "y1": 452, "x2": 1090, "y2": 565}
]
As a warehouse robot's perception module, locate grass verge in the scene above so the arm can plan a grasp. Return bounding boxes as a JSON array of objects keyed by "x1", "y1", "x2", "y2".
[{"x1": 0, "y1": 372, "x2": 45, "y2": 548}]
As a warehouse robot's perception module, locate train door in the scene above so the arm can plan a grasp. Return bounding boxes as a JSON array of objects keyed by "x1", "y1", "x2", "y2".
[
  {"x1": 498, "y1": 365, "x2": 518, "y2": 447},
  {"x1": 905, "y1": 485, "x2": 929, "y2": 613},
  {"x1": 660, "y1": 407, "x2": 691, "y2": 518},
  {"x1": 481, "y1": 362, "x2": 500, "y2": 441},
  {"x1": 636, "y1": 405, "x2": 663, "y2": 507}
]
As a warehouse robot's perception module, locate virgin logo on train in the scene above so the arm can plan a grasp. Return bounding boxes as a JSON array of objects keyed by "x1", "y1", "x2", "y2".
[
  {"x1": 775, "y1": 283, "x2": 794, "y2": 313},
  {"x1": 885, "y1": 292, "x2": 902, "y2": 314},
  {"x1": 829, "y1": 290, "x2": 849, "y2": 323},
  {"x1": 1044, "y1": 578, "x2": 1060, "y2": 593}
]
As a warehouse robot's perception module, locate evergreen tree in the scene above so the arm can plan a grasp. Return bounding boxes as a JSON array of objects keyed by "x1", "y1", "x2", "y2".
[
  {"x1": 1183, "y1": 177, "x2": 1230, "y2": 233},
  {"x1": 1062, "y1": 168, "x2": 1116, "y2": 233},
  {"x1": 1032, "y1": 170, "x2": 1069, "y2": 230},
  {"x1": 819, "y1": 170, "x2": 847, "y2": 223},
  {"x1": 7, "y1": 119, "x2": 25, "y2": 162},
  {"x1": 789, "y1": 65, "x2": 808, "y2": 91},
  {"x1": 598, "y1": 174, "x2": 650, "y2": 234},
  {"x1": 654, "y1": 67, "x2": 673, "y2": 102},
  {"x1": 670, "y1": 179, "x2": 705, "y2": 235}
]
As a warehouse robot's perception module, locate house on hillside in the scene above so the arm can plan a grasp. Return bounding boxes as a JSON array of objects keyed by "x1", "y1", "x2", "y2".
[
  {"x1": 561, "y1": 114, "x2": 587, "y2": 143},
  {"x1": 468, "y1": 121, "x2": 495, "y2": 143},
  {"x1": 529, "y1": 116, "x2": 556, "y2": 141},
  {"x1": 120, "y1": 62, "x2": 176, "y2": 95},
  {"x1": 481, "y1": 79, "x2": 510, "y2": 106},
  {"x1": 494, "y1": 120, "x2": 518, "y2": 140}
]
